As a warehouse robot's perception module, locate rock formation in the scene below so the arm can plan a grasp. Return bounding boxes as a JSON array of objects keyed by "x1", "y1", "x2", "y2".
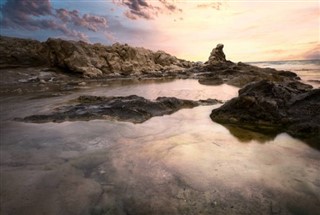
[
  {"x1": 19, "y1": 95, "x2": 220, "y2": 123},
  {"x1": 207, "y1": 43, "x2": 226, "y2": 65},
  {"x1": 210, "y1": 80, "x2": 319, "y2": 145},
  {"x1": 195, "y1": 61, "x2": 301, "y2": 87},
  {"x1": 0, "y1": 36, "x2": 51, "y2": 67},
  {"x1": 178, "y1": 43, "x2": 302, "y2": 88},
  {"x1": 0, "y1": 36, "x2": 306, "y2": 88},
  {"x1": 0, "y1": 36, "x2": 192, "y2": 78}
]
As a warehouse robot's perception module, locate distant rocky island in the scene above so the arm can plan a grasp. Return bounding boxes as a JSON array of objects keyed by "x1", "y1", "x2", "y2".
[{"x1": 1, "y1": 35, "x2": 319, "y2": 146}]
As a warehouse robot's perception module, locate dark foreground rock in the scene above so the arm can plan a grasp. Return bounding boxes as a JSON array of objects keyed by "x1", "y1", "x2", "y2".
[
  {"x1": 19, "y1": 95, "x2": 220, "y2": 123},
  {"x1": 210, "y1": 80, "x2": 320, "y2": 145}
]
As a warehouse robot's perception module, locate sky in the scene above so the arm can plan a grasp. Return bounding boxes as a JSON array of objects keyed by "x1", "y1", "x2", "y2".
[{"x1": 0, "y1": 0, "x2": 319, "y2": 62}]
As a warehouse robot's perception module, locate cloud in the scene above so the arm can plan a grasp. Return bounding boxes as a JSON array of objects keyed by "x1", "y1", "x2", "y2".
[
  {"x1": 114, "y1": 0, "x2": 182, "y2": 20},
  {"x1": 0, "y1": 0, "x2": 108, "y2": 41},
  {"x1": 159, "y1": 0, "x2": 181, "y2": 12},
  {"x1": 197, "y1": 2, "x2": 224, "y2": 10},
  {"x1": 106, "y1": 15, "x2": 158, "y2": 44},
  {"x1": 1, "y1": 0, "x2": 52, "y2": 30},
  {"x1": 303, "y1": 45, "x2": 320, "y2": 60},
  {"x1": 55, "y1": 9, "x2": 108, "y2": 32},
  {"x1": 112, "y1": 0, "x2": 153, "y2": 20},
  {"x1": 124, "y1": 0, "x2": 149, "y2": 11}
]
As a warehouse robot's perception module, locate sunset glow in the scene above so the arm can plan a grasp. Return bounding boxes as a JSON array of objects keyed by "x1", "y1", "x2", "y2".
[{"x1": 0, "y1": 0, "x2": 319, "y2": 62}]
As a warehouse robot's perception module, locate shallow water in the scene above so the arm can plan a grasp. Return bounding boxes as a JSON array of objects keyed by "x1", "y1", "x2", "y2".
[{"x1": 1, "y1": 79, "x2": 319, "y2": 215}]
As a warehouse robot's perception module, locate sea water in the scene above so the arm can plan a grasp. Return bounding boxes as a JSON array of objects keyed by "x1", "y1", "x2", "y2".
[
  {"x1": 249, "y1": 59, "x2": 320, "y2": 88},
  {"x1": 1, "y1": 79, "x2": 319, "y2": 214}
]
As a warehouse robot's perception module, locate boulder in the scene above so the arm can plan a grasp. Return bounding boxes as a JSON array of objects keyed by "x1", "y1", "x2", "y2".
[
  {"x1": 210, "y1": 80, "x2": 319, "y2": 145},
  {"x1": 46, "y1": 38, "x2": 105, "y2": 78}
]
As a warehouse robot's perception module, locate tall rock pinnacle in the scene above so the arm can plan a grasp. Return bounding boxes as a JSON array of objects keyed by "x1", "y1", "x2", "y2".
[{"x1": 208, "y1": 44, "x2": 226, "y2": 65}]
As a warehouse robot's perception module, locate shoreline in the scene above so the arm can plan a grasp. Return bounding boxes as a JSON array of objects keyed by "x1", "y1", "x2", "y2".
[{"x1": 1, "y1": 36, "x2": 319, "y2": 215}]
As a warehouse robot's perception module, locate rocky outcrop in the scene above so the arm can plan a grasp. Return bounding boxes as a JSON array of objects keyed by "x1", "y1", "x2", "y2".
[
  {"x1": 19, "y1": 95, "x2": 220, "y2": 123},
  {"x1": 194, "y1": 61, "x2": 301, "y2": 88},
  {"x1": 0, "y1": 36, "x2": 50, "y2": 67},
  {"x1": 207, "y1": 44, "x2": 226, "y2": 65},
  {"x1": 210, "y1": 80, "x2": 319, "y2": 144},
  {"x1": 46, "y1": 39, "x2": 193, "y2": 78},
  {"x1": 0, "y1": 36, "x2": 305, "y2": 88},
  {"x1": 0, "y1": 36, "x2": 193, "y2": 78},
  {"x1": 188, "y1": 43, "x2": 302, "y2": 88}
]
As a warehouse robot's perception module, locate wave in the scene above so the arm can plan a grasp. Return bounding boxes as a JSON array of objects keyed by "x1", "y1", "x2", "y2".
[
  {"x1": 248, "y1": 59, "x2": 320, "y2": 73},
  {"x1": 247, "y1": 59, "x2": 320, "y2": 88}
]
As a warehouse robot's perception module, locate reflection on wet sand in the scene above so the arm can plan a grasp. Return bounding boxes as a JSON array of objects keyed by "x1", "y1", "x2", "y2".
[
  {"x1": 222, "y1": 124, "x2": 277, "y2": 143},
  {"x1": 1, "y1": 80, "x2": 320, "y2": 215},
  {"x1": 222, "y1": 124, "x2": 320, "y2": 150}
]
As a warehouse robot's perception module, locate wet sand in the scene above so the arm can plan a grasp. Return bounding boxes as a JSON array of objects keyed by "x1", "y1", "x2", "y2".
[{"x1": 1, "y1": 80, "x2": 319, "y2": 215}]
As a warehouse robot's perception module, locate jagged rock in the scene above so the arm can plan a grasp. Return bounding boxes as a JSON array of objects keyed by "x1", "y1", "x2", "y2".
[
  {"x1": 210, "y1": 80, "x2": 319, "y2": 145},
  {"x1": 0, "y1": 36, "x2": 307, "y2": 89},
  {"x1": 0, "y1": 36, "x2": 50, "y2": 67},
  {"x1": 46, "y1": 38, "x2": 105, "y2": 78},
  {"x1": 0, "y1": 36, "x2": 193, "y2": 78},
  {"x1": 194, "y1": 47, "x2": 303, "y2": 87},
  {"x1": 154, "y1": 50, "x2": 177, "y2": 66},
  {"x1": 19, "y1": 95, "x2": 221, "y2": 123},
  {"x1": 197, "y1": 60, "x2": 301, "y2": 87},
  {"x1": 207, "y1": 44, "x2": 226, "y2": 65}
]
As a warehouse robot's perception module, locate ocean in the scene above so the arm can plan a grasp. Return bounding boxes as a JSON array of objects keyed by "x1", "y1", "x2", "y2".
[{"x1": 248, "y1": 59, "x2": 320, "y2": 88}]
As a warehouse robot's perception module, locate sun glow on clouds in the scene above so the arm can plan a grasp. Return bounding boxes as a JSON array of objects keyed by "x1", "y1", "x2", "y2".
[
  {"x1": 147, "y1": 1, "x2": 319, "y2": 62},
  {"x1": 0, "y1": 0, "x2": 318, "y2": 62}
]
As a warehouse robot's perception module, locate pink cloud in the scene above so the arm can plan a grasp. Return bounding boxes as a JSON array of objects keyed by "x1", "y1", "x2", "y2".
[
  {"x1": 197, "y1": 2, "x2": 224, "y2": 10},
  {"x1": 114, "y1": 0, "x2": 182, "y2": 20},
  {"x1": 303, "y1": 45, "x2": 320, "y2": 60}
]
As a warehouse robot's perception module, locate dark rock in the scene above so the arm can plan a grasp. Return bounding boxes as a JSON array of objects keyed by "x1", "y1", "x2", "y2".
[
  {"x1": 210, "y1": 80, "x2": 319, "y2": 145},
  {"x1": 196, "y1": 60, "x2": 302, "y2": 88},
  {"x1": 191, "y1": 46, "x2": 303, "y2": 88},
  {"x1": 0, "y1": 36, "x2": 50, "y2": 67},
  {"x1": 19, "y1": 95, "x2": 221, "y2": 124}
]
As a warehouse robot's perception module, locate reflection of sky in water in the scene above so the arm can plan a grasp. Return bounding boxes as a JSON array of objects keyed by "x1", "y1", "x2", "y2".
[
  {"x1": 81, "y1": 79, "x2": 240, "y2": 101},
  {"x1": 1, "y1": 79, "x2": 319, "y2": 213}
]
